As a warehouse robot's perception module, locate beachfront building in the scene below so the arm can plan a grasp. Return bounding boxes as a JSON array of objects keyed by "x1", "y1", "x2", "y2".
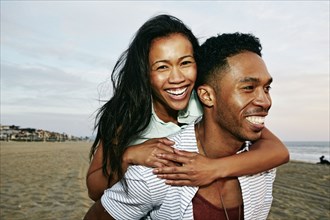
[
  {"x1": 0, "y1": 125, "x2": 73, "y2": 142},
  {"x1": 0, "y1": 125, "x2": 20, "y2": 141}
]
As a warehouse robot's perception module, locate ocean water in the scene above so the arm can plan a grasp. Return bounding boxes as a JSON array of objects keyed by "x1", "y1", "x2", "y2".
[{"x1": 284, "y1": 141, "x2": 330, "y2": 164}]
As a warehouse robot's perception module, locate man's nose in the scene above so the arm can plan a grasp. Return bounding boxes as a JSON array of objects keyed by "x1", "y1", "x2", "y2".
[{"x1": 253, "y1": 89, "x2": 272, "y2": 110}]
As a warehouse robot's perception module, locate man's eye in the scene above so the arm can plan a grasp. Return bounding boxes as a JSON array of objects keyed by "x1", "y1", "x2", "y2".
[
  {"x1": 265, "y1": 85, "x2": 272, "y2": 93},
  {"x1": 243, "y1": 86, "x2": 254, "y2": 90}
]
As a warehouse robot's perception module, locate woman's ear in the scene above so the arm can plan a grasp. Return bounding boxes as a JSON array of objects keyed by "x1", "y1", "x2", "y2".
[{"x1": 197, "y1": 85, "x2": 214, "y2": 107}]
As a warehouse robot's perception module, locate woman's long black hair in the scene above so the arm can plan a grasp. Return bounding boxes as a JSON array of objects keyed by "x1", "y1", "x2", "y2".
[{"x1": 90, "y1": 14, "x2": 200, "y2": 186}]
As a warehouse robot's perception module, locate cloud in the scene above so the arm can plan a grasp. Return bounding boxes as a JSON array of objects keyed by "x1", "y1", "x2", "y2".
[
  {"x1": 268, "y1": 73, "x2": 329, "y2": 141},
  {"x1": 1, "y1": 1, "x2": 329, "y2": 140},
  {"x1": 1, "y1": 61, "x2": 98, "y2": 114}
]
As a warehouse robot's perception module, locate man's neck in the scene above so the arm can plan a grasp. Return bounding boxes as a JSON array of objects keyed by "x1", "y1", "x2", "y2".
[{"x1": 195, "y1": 120, "x2": 243, "y2": 159}]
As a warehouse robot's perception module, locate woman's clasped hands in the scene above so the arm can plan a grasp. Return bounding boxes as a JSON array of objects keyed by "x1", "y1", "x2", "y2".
[
  {"x1": 153, "y1": 148, "x2": 218, "y2": 187},
  {"x1": 124, "y1": 138, "x2": 218, "y2": 187}
]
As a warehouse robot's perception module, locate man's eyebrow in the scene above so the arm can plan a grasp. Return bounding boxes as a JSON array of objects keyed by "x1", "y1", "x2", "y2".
[
  {"x1": 268, "y1": 77, "x2": 273, "y2": 84},
  {"x1": 239, "y1": 77, "x2": 273, "y2": 84},
  {"x1": 239, "y1": 77, "x2": 259, "y2": 83}
]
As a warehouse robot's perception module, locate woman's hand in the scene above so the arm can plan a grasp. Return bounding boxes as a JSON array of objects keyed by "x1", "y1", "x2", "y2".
[
  {"x1": 152, "y1": 149, "x2": 218, "y2": 186},
  {"x1": 123, "y1": 138, "x2": 178, "y2": 169}
]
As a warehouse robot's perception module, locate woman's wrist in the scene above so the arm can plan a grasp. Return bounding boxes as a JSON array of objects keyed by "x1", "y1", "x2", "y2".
[
  {"x1": 122, "y1": 148, "x2": 133, "y2": 166},
  {"x1": 213, "y1": 157, "x2": 230, "y2": 179}
]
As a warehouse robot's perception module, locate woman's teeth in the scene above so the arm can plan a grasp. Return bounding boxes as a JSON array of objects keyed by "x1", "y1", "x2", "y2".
[{"x1": 166, "y1": 87, "x2": 187, "y2": 96}]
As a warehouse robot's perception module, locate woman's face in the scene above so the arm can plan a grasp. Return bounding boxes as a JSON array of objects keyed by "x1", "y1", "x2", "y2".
[{"x1": 149, "y1": 33, "x2": 197, "y2": 121}]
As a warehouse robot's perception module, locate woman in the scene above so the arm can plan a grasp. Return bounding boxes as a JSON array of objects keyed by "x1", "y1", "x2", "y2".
[{"x1": 86, "y1": 14, "x2": 289, "y2": 202}]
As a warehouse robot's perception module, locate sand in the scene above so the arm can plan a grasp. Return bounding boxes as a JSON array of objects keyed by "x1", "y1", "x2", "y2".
[
  {"x1": 268, "y1": 160, "x2": 330, "y2": 220},
  {"x1": 1, "y1": 141, "x2": 329, "y2": 220},
  {"x1": 0, "y1": 141, "x2": 93, "y2": 220}
]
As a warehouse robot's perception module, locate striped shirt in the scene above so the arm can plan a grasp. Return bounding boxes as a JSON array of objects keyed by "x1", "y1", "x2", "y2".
[{"x1": 101, "y1": 120, "x2": 276, "y2": 220}]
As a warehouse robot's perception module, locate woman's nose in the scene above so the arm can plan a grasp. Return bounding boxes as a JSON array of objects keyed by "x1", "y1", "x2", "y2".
[{"x1": 168, "y1": 67, "x2": 185, "y2": 83}]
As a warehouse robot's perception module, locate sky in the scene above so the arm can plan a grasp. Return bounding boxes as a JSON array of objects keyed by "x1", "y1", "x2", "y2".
[{"x1": 1, "y1": 1, "x2": 329, "y2": 141}]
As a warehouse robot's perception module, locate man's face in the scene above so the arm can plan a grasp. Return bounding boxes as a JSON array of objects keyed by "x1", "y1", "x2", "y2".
[{"x1": 214, "y1": 51, "x2": 272, "y2": 142}]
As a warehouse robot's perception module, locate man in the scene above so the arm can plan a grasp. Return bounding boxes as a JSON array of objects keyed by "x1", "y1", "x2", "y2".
[{"x1": 84, "y1": 32, "x2": 276, "y2": 220}]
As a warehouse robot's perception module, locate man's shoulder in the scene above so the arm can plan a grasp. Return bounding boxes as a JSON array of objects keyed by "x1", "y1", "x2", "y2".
[
  {"x1": 124, "y1": 165, "x2": 167, "y2": 185},
  {"x1": 125, "y1": 165, "x2": 153, "y2": 177},
  {"x1": 240, "y1": 168, "x2": 276, "y2": 179},
  {"x1": 167, "y1": 120, "x2": 199, "y2": 152},
  {"x1": 239, "y1": 169, "x2": 275, "y2": 219},
  {"x1": 239, "y1": 168, "x2": 276, "y2": 188}
]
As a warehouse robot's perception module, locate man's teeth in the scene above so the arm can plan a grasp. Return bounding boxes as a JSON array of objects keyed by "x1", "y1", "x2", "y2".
[
  {"x1": 246, "y1": 116, "x2": 265, "y2": 125},
  {"x1": 166, "y1": 87, "x2": 187, "y2": 95}
]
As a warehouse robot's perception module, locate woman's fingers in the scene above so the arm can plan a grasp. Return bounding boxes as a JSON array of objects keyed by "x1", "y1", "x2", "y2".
[
  {"x1": 153, "y1": 159, "x2": 178, "y2": 168},
  {"x1": 156, "y1": 151, "x2": 197, "y2": 164},
  {"x1": 155, "y1": 138, "x2": 176, "y2": 153},
  {"x1": 164, "y1": 180, "x2": 192, "y2": 186},
  {"x1": 173, "y1": 149, "x2": 197, "y2": 157},
  {"x1": 153, "y1": 153, "x2": 217, "y2": 186},
  {"x1": 149, "y1": 139, "x2": 178, "y2": 166},
  {"x1": 154, "y1": 168, "x2": 210, "y2": 186},
  {"x1": 132, "y1": 138, "x2": 200, "y2": 169},
  {"x1": 156, "y1": 173, "x2": 195, "y2": 186},
  {"x1": 153, "y1": 165, "x2": 187, "y2": 174},
  {"x1": 157, "y1": 137, "x2": 175, "y2": 146}
]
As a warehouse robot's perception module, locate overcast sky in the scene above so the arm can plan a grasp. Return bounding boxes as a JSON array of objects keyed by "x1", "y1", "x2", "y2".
[{"x1": 1, "y1": 1, "x2": 329, "y2": 141}]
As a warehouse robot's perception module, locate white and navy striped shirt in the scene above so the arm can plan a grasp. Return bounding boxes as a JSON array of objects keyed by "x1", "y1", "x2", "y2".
[{"x1": 101, "y1": 120, "x2": 276, "y2": 220}]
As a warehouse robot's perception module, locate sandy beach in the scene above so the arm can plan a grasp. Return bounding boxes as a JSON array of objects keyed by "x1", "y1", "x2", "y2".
[
  {"x1": 0, "y1": 141, "x2": 93, "y2": 220},
  {"x1": 268, "y1": 160, "x2": 330, "y2": 220},
  {"x1": 1, "y1": 141, "x2": 329, "y2": 220}
]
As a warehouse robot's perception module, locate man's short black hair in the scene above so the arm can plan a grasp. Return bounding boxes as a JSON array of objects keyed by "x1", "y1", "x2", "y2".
[{"x1": 196, "y1": 32, "x2": 262, "y2": 87}]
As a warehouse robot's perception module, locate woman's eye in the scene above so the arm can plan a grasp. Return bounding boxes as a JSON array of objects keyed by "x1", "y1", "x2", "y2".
[
  {"x1": 181, "y1": 61, "x2": 191, "y2": 65},
  {"x1": 181, "y1": 59, "x2": 195, "y2": 67},
  {"x1": 156, "y1": 65, "x2": 168, "y2": 71}
]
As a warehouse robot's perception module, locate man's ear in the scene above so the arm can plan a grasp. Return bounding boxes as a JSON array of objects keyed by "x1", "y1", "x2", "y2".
[{"x1": 197, "y1": 85, "x2": 215, "y2": 107}]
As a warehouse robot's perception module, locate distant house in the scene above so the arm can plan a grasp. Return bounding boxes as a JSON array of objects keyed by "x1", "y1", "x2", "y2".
[
  {"x1": 0, "y1": 124, "x2": 88, "y2": 142},
  {"x1": 0, "y1": 125, "x2": 20, "y2": 141}
]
